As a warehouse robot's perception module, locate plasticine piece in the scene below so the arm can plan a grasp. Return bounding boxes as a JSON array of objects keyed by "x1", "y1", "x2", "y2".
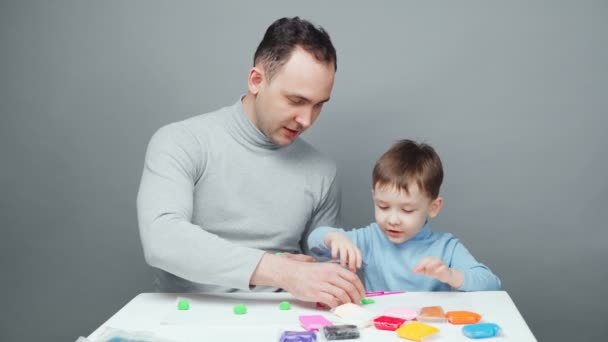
[
  {"x1": 333, "y1": 303, "x2": 365, "y2": 318},
  {"x1": 360, "y1": 298, "x2": 375, "y2": 305},
  {"x1": 299, "y1": 315, "x2": 333, "y2": 331},
  {"x1": 446, "y1": 311, "x2": 481, "y2": 325},
  {"x1": 233, "y1": 304, "x2": 247, "y2": 315},
  {"x1": 279, "y1": 330, "x2": 317, "y2": 342},
  {"x1": 332, "y1": 303, "x2": 374, "y2": 327},
  {"x1": 462, "y1": 323, "x2": 501, "y2": 339},
  {"x1": 373, "y1": 315, "x2": 406, "y2": 331},
  {"x1": 276, "y1": 252, "x2": 284, "y2": 256},
  {"x1": 279, "y1": 301, "x2": 291, "y2": 310},
  {"x1": 417, "y1": 306, "x2": 446, "y2": 323},
  {"x1": 316, "y1": 302, "x2": 329, "y2": 310},
  {"x1": 177, "y1": 299, "x2": 190, "y2": 310},
  {"x1": 384, "y1": 306, "x2": 418, "y2": 321},
  {"x1": 322, "y1": 324, "x2": 360, "y2": 340},
  {"x1": 395, "y1": 322, "x2": 440, "y2": 341}
]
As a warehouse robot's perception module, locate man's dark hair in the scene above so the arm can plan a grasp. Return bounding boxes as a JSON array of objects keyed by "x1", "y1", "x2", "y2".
[{"x1": 253, "y1": 17, "x2": 337, "y2": 80}]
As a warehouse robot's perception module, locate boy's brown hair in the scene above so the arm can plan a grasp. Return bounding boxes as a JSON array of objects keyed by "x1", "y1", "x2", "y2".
[{"x1": 372, "y1": 139, "x2": 443, "y2": 199}]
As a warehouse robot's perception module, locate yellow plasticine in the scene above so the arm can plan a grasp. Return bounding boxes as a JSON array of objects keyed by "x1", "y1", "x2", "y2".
[{"x1": 396, "y1": 322, "x2": 439, "y2": 341}]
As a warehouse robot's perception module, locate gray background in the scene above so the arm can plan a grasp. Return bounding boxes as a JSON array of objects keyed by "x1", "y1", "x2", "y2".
[{"x1": 1, "y1": 1, "x2": 607, "y2": 341}]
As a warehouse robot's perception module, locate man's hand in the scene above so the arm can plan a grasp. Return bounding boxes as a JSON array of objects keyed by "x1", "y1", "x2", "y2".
[
  {"x1": 250, "y1": 253, "x2": 365, "y2": 308},
  {"x1": 280, "y1": 252, "x2": 316, "y2": 263},
  {"x1": 412, "y1": 256, "x2": 464, "y2": 288},
  {"x1": 326, "y1": 232, "x2": 362, "y2": 272},
  {"x1": 281, "y1": 260, "x2": 365, "y2": 308}
]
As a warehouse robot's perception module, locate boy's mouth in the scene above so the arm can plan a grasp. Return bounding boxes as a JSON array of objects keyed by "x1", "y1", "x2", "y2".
[{"x1": 386, "y1": 229, "x2": 402, "y2": 236}]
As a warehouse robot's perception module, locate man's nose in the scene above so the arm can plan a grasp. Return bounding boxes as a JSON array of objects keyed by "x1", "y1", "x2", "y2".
[{"x1": 295, "y1": 108, "x2": 314, "y2": 128}]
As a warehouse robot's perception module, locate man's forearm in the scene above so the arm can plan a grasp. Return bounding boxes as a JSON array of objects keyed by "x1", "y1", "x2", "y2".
[{"x1": 249, "y1": 253, "x2": 293, "y2": 288}]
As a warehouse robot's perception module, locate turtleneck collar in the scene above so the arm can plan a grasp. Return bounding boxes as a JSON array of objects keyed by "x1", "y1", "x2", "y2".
[
  {"x1": 409, "y1": 220, "x2": 433, "y2": 241},
  {"x1": 227, "y1": 96, "x2": 282, "y2": 150}
]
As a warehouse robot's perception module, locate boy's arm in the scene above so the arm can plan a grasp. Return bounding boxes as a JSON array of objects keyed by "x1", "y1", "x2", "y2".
[
  {"x1": 307, "y1": 226, "x2": 339, "y2": 258},
  {"x1": 308, "y1": 226, "x2": 373, "y2": 272},
  {"x1": 307, "y1": 225, "x2": 371, "y2": 257},
  {"x1": 449, "y1": 241, "x2": 502, "y2": 291}
]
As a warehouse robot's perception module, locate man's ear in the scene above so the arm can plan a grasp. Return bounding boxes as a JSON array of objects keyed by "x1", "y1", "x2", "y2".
[
  {"x1": 428, "y1": 197, "x2": 443, "y2": 218},
  {"x1": 247, "y1": 67, "x2": 264, "y2": 95}
]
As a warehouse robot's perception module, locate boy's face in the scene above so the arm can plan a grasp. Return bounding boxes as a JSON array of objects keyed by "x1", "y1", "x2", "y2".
[{"x1": 372, "y1": 182, "x2": 443, "y2": 244}]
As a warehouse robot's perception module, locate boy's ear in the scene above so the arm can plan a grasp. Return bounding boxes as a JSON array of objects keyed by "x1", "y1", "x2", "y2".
[
  {"x1": 247, "y1": 66, "x2": 264, "y2": 95},
  {"x1": 428, "y1": 197, "x2": 443, "y2": 218}
]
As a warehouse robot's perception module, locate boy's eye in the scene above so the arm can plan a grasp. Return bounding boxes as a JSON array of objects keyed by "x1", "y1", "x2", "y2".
[
  {"x1": 402, "y1": 209, "x2": 414, "y2": 213},
  {"x1": 377, "y1": 205, "x2": 388, "y2": 210}
]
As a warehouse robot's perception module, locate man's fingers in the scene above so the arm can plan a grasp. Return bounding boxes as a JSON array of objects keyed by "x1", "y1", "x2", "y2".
[
  {"x1": 322, "y1": 282, "x2": 351, "y2": 306},
  {"x1": 317, "y1": 291, "x2": 340, "y2": 309},
  {"x1": 335, "y1": 267, "x2": 365, "y2": 300}
]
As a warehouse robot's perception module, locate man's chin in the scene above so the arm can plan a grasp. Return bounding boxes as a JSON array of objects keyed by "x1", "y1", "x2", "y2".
[{"x1": 272, "y1": 135, "x2": 297, "y2": 146}]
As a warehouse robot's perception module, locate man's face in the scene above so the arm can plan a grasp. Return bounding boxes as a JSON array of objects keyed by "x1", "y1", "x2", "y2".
[
  {"x1": 250, "y1": 47, "x2": 335, "y2": 146},
  {"x1": 372, "y1": 182, "x2": 442, "y2": 244}
]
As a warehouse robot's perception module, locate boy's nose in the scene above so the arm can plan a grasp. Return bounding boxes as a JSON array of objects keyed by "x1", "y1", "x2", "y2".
[{"x1": 388, "y1": 215, "x2": 400, "y2": 225}]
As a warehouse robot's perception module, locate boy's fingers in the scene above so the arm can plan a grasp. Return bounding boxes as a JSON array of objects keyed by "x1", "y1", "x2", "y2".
[
  {"x1": 340, "y1": 248, "x2": 347, "y2": 268},
  {"x1": 349, "y1": 250, "x2": 358, "y2": 272}
]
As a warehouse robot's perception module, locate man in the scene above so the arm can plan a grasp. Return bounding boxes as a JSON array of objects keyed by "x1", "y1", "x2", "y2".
[{"x1": 137, "y1": 17, "x2": 364, "y2": 307}]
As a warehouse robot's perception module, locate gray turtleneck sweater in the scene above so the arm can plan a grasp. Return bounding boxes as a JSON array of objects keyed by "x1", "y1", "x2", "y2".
[{"x1": 136, "y1": 99, "x2": 341, "y2": 292}]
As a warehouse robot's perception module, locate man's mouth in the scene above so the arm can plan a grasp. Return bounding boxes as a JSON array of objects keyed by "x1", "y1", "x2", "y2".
[{"x1": 283, "y1": 127, "x2": 300, "y2": 137}]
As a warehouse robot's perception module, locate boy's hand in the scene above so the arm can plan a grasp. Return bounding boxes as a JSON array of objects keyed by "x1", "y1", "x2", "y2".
[
  {"x1": 412, "y1": 256, "x2": 464, "y2": 288},
  {"x1": 326, "y1": 232, "x2": 362, "y2": 272}
]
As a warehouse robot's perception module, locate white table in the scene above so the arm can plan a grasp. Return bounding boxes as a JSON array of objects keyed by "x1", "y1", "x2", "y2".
[{"x1": 88, "y1": 291, "x2": 536, "y2": 341}]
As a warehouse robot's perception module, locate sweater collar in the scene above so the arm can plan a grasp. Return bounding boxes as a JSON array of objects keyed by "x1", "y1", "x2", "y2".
[
  {"x1": 228, "y1": 97, "x2": 282, "y2": 150},
  {"x1": 409, "y1": 220, "x2": 432, "y2": 241}
]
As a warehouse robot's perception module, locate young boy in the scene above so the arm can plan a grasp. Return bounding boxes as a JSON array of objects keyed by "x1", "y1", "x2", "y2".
[{"x1": 307, "y1": 140, "x2": 501, "y2": 292}]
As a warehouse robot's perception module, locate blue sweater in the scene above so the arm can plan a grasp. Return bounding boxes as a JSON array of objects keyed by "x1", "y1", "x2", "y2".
[{"x1": 307, "y1": 222, "x2": 501, "y2": 292}]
